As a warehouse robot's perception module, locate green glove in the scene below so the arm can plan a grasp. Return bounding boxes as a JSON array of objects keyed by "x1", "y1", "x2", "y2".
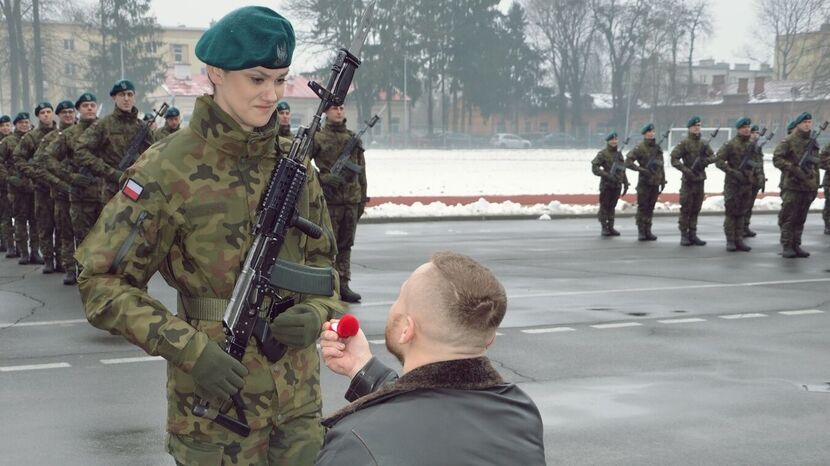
[
  {"x1": 269, "y1": 303, "x2": 323, "y2": 348},
  {"x1": 7, "y1": 175, "x2": 22, "y2": 187},
  {"x1": 190, "y1": 341, "x2": 248, "y2": 402},
  {"x1": 71, "y1": 173, "x2": 94, "y2": 188}
]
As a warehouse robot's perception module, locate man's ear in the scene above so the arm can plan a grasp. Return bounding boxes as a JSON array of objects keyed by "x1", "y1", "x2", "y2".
[
  {"x1": 400, "y1": 315, "x2": 416, "y2": 344},
  {"x1": 485, "y1": 332, "x2": 496, "y2": 349}
]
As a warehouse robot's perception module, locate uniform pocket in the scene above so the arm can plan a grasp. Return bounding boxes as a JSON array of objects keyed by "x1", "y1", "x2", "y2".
[
  {"x1": 166, "y1": 432, "x2": 224, "y2": 466},
  {"x1": 108, "y1": 209, "x2": 148, "y2": 273}
]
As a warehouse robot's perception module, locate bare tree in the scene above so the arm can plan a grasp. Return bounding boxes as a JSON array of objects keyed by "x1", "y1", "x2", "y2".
[
  {"x1": 755, "y1": 0, "x2": 828, "y2": 80},
  {"x1": 684, "y1": 0, "x2": 712, "y2": 100}
]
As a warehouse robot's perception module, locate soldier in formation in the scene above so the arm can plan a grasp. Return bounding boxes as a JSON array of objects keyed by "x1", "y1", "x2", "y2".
[
  {"x1": 153, "y1": 106, "x2": 181, "y2": 142},
  {"x1": 277, "y1": 100, "x2": 293, "y2": 138},
  {"x1": 312, "y1": 102, "x2": 368, "y2": 303},
  {"x1": 715, "y1": 117, "x2": 755, "y2": 252},
  {"x1": 625, "y1": 123, "x2": 666, "y2": 241},
  {"x1": 591, "y1": 131, "x2": 628, "y2": 236},
  {"x1": 670, "y1": 116, "x2": 716, "y2": 246},
  {"x1": 820, "y1": 136, "x2": 830, "y2": 235},
  {"x1": 0, "y1": 113, "x2": 31, "y2": 259},
  {"x1": 75, "y1": 7, "x2": 340, "y2": 464},
  {"x1": 0, "y1": 115, "x2": 12, "y2": 253},
  {"x1": 743, "y1": 125, "x2": 767, "y2": 237}
]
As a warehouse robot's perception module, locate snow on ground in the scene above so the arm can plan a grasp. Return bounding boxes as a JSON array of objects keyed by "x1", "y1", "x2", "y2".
[{"x1": 362, "y1": 148, "x2": 806, "y2": 218}]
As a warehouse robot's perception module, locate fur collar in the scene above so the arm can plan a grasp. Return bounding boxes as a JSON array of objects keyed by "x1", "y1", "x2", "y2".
[{"x1": 323, "y1": 357, "x2": 504, "y2": 426}]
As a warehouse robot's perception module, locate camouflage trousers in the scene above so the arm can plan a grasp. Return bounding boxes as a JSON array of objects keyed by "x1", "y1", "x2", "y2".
[
  {"x1": 35, "y1": 189, "x2": 57, "y2": 261},
  {"x1": 678, "y1": 180, "x2": 705, "y2": 232},
  {"x1": 723, "y1": 182, "x2": 753, "y2": 241},
  {"x1": 744, "y1": 186, "x2": 761, "y2": 229},
  {"x1": 11, "y1": 189, "x2": 38, "y2": 254},
  {"x1": 328, "y1": 204, "x2": 359, "y2": 281},
  {"x1": 778, "y1": 189, "x2": 816, "y2": 247},
  {"x1": 598, "y1": 182, "x2": 621, "y2": 226},
  {"x1": 635, "y1": 184, "x2": 659, "y2": 228},
  {"x1": 70, "y1": 200, "x2": 102, "y2": 246},
  {"x1": 54, "y1": 197, "x2": 75, "y2": 270},
  {"x1": 0, "y1": 187, "x2": 12, "y2": 246},
  {"x1": 823, "y1": 186, "x2": 830, "y2": 228}
]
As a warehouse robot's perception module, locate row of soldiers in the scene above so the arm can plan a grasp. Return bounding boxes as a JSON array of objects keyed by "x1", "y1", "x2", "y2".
[
  {"x1": 0, "y1": 80, "x2": 181, "y2": 285},
  {"x1": 592, "y1": 112, "x2": 827, "y2": 258}
]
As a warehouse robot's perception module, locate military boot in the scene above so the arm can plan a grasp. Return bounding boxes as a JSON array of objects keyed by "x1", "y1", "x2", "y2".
[
  {"x1": 637, "y1": 226, "x2": 648, "y2": 241},
  {"x1": 62, "y1": 269, "x2": 77, "y2": 286},
  {"x1": 726, "y1": 240, "x2": 737, "y2": 252},
  {"x1": 0, "y1": 239, "x2": 6, "y2": 253},
  {"x1": 340, "y1": 280, "x2": 362, "y2": 304},
  {"x1": 793, "y1": 245, "x2": 810, "y2": 258},
  {"x1": 29, "y1": 250, "x2": 44, "y2": 265},
  {"x1": 645, "y1": 225, "x2": 657, "y2": 241},
  {"x1": 608, "y1": 220, "x2": 620, "y2": 236},
  {"x1": 601, "y1": 222, "x2": 613, "y2": 237},
  {"x1": 743, "y1": 227, "x2": 757, "y2": 237},
  {"x1": 55, "y1": 262, "x2": 65, "y2": 273},
  {"x1": 689, "y1": 230, "x2": 706, "y2": 246},
  {"x1": 825, "y1": 226, "x2": 830, "y2": 235},
  {"x1": 735, "y1": 240, "x2": 752, "y2": 252},
  {"x1": 680, "y1": 230, "x2": 692, "y2": 246},
  {"x1": 6, "y1": 244, "x2": 20, "y2": 259},
  {"x1": 782, "y1": 245, "x2": 798, "y2": 258},
  {"x1": 42, "y1": 256, "x2": 55, "y2": 274}
]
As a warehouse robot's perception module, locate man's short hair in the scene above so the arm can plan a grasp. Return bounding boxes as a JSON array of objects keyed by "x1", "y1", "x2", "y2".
[{"x1": 429, "y1": 251, "x2": 507, "y2": 335}]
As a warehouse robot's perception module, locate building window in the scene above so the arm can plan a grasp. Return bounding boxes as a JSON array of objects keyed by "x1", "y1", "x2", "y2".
[
  {"x1": 172, "y1": 44, "x2": 185, "y2": 64},
  {"x1": 539, "y1": 121, "x2": 549, "y2": 132},
  {"x1": 145, "y1": 42, "x2": 158, "y2": 54},
  {"x1": 64, "y1": 63, "x2": 77, "y2": 77},
  {"x1": 63, "y1": 39, "x2": 74, "y2": 51}
]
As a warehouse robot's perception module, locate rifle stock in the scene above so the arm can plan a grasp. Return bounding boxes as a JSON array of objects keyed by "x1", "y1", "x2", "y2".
[{"x1": 117, "y1": 102, "x2": 168, "y2": 171}]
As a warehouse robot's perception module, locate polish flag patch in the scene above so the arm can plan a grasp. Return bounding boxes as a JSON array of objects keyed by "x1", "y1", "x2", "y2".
[{"x1": 122, "y1": 178, "x2": 144, "y2": 201}]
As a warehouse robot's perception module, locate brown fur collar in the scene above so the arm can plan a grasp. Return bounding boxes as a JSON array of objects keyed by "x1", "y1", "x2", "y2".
[{"x1": 324, "y1": 357, "x2": 504, "y2": 426}]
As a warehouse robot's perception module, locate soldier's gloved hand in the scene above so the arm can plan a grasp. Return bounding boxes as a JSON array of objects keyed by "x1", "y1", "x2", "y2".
[
  {"x1": 791, "y1": 167, "x2": 807, "y2": 181},
  {"x1": 71, "y1": 174, "x2": 94, "y2": 188},
  {"x1": 7, "y1": 175, "x2": 22, "y2": 187},
  {"x1": 270, "y1": 303, "x2": 323, "y2": 348},
  {"x1": 730, "y1": 170, "x2": 745, "y2": 183},
  {"x1": 108, "y1": 169, "x2": 124, "y2": 184},
  {"x1": 190, "y1": 341, "x2": 248, "y2": 402}
]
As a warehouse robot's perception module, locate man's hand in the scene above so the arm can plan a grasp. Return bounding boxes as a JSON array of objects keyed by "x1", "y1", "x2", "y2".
[{"x1": 320, "y1": 320, "x2": 372, "y2": 379}]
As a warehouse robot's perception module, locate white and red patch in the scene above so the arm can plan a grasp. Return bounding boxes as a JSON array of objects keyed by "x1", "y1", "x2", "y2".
[{"x1": 122, "y1": 178, "x2": 144, "y2": 201}]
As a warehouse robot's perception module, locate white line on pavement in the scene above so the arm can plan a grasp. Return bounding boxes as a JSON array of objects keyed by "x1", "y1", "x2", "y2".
[
  {"x1": 0, "y1": 318, "x2": 86, "y2": 329},
  {"x1": 719, "y1": 313, "x2": 767, "y2": 320},
  {"x1": 0, "y1": 362, "x2": 71, "y2": 372},
  {"x1": 657, "y1": 318, "x2": 707, "y2": 324},
  {"x1": 779, "y1": 309, "x2": 825, "y2": 316},
  {"x1": 100, "y1": 356, "x2": 164, "y2": 365},
  {"x1": 591, "y1": 322, "x2": 642, "y2": 329},
  {"x1": 522, "y1": 327, "x2": 576, "y2": 334}
]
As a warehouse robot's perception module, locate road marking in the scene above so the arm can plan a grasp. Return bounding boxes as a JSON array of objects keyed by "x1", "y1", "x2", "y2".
[
  {"x1": 780, "y1": 310, "x2": 825, "y2": 316},
  {"x1": 591, "y1": 322, "x2": 642, "y2": 329},
  {"x1": 522, "y1": 327, "x2": 576, "y2": 334},
  {"x1": 657, "y1": 318, "x2": 707, "y2": 324},
  {"x1": 0, "y1": 318, "x2": 86, "y2": 329},
  {"x1": 100, "y1": 356, "x2": 164, "y2": 365},
  {"x1": 0, "y1": 362, "x2": 71, "y2": 372},
  {"x1": 719, "y1": 313, "x2": 767, "y2": 320},
  {"x1": 368, "y1": 339, "x2": 386, "y2": 345}
]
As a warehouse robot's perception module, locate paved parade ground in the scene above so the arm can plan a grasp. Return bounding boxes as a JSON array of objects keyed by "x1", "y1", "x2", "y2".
[{"x1": 2, "y1": 214, "x2": 829, "y2": 465}]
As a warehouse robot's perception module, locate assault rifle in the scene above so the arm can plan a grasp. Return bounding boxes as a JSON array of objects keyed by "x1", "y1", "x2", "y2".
[
  {"x1": 190, "y1": 1, "x2": 376, "y2": 438},
  {"x1": 798, "y1": 121, "x2": 829, "y2": 171},
  {"x1": 117, "y1": 102, "x2": 168, "y2": 171},
  {"x1": 739, "y1": 127, "x2": 767, "y2": 171},
  {"x1": 609, "y1": 137, "x2": 630, "y2": 195},
  {"x1": 329, "y1": 112, "x2": 381, "y2": 178},
  {"x1": 691, "y1": 127, "x2": 719, "y2": 173},
  {"x1": 646, "y1": 128, "x2": 671, "y2": 173}
]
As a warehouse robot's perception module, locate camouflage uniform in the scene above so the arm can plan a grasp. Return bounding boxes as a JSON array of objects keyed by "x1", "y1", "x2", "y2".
[
  {"x1": 75, "y1": 96, "x2": 340, "y2": 466},
  {"x1": 0, "y1": 132, "x2": 13, "y2": 251},
  {"x1": 819, "y1": 142, "x2": 830, "y2": 233},
  {"x1": 744, "y1": 143, "x2": 767, "y2": 236},
  {"x1": 625, "y1": 139, "x2": 665, "y2": 240},
  {"x1": 153, "y1": 124, "x2": 180, "y2": 143},
  {"x1": 0, "y1": 131, "x2": 28, "y2": 257},
  {"x1": 773, "y1": 130, "x2": 820, "y2": 256},
  {"x1": 670, "y1": 132, "x2": 715, "y2": 245},
  {"x1": 591, "y1": 144, "x2": 628, "y2": 235},
  {"x1": 34, "y1": 121, "x2": 77, "y2": 275},
  {"x1": 278, "y1": 125, "x2": 293, "y2": 139},
  {"x1": 311, "y1": 120, "x2": 367, "y2": 296},
  {"x1": 715, "y1": 134, "x2": 755, "y2": 251},
  {"x1": 74, "y1": 106, "x2": 151, "y2": 203}
]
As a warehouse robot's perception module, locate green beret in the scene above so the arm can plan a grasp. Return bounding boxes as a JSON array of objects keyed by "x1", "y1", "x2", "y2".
[
  {"x1": 55, "y1": 100, "x2": 75, "y2": 113},
  {"x1": 13, "y1": 112, "x2": 30, "y2": 124},
  {"x1": 750, "y1": 125, "x2": 760, "y2": 133},
  {"x1": 735, "y1": 117, "x2": 751, "y2": 129},
  {"x1": 34, "y1": 101, "x2": 53, "y2": 116},
  {"x1": 687, "y1": 116, "x2": 701, "y2": 128},
  {"x1": 196, "y1": 6, "x2": 295, "y2": 71},
  {"x1": 791, "y1": 111, "x2": 812, "y2": 128},
  {"x1": 640, "y1": 123, "x2": 655, "y2": 135},
  {"x1": 110, "y1": 79, "x2": 135, "y2": 96},
  {"x1": 277, "y1": 101, "x2": 290, "y2": 112},
  {"x1": 605, "y1": 131, "x2": 618, "y2": 142},
  {"x1": 75, "y1": 92, "x2": 97, "y2": 109},
  {"x1": 0, "y1": 115, "x2": 10, "y2": 124},
  {"x1": 143, "y1": 112, "x2": 155, "y2": 122},
  {"x1": 164, "y1": 107, "x2": 180, "y2": 118}
]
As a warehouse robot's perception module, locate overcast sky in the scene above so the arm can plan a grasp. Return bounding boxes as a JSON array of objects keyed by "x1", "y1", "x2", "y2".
[{"x1": 149, "y1": 0, "x2": 767, "y2": 72}]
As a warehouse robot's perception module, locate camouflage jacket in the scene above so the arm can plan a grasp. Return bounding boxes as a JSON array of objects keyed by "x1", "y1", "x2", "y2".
[
  {"x1": 41, "y1": 118, "x2": 102, "y2": 203},
  {"x1": 670, "y1": 133, "x2": 715, "y2": 182},
  {"x1": 311, "y1": 120, "x2": 368, "y2": 205},
  {"x1": 819, "y1": 142, "x2": 830, "y2": 187},
  {"x1": 153, "y1": 124, "x2": 179, "y2": 143},
  {"x1": 75, "y1": 95, "x2": 340, "y2": 436},
  {"x1": 0, "y1": 132, "x2": 9, "y2": 185},
  {"x1": 31, "y1": 121, "x2": 73, "y2": 200},
  {"x1": 591, "y1": 145, "x2": 628, "y2": 187},
  {"x1": 753, "y1": 144, "x2": 767, "y2": 190},
  {"x1": 75, "y1": 106, "x2": 150, "y2": 185},
  {"x1": 278, "y1": 124, "x2": 293, "y2": 139},
  {"x1": 773, "y1": 130, "x2": 820, "y2": 192},
  {"x1": 715, "y1": 135, "x2": 756, "y2": 187},
  {"x1": 13, "y1": 121, "x2": 56, "y2": 192},
  {"x1": 0, "y1": 131, "x2": 26, "y2": 188},
  {"x1": 625, "y1": 139, "x2": 665, "y2": 187}
]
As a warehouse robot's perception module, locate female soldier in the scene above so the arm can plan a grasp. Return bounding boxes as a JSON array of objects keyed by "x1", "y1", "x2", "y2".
[{"x1": 75, "y1": 7, "x2": 340, "y2": 465}]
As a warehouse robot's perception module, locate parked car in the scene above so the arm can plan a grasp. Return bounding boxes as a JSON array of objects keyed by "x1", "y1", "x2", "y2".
[
  {"x1": 490, "y1": 133, "x2": 531, "y2": 149},
  {"x1": 534, "y1": 132, "x2": 579, "y2": 148}
]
